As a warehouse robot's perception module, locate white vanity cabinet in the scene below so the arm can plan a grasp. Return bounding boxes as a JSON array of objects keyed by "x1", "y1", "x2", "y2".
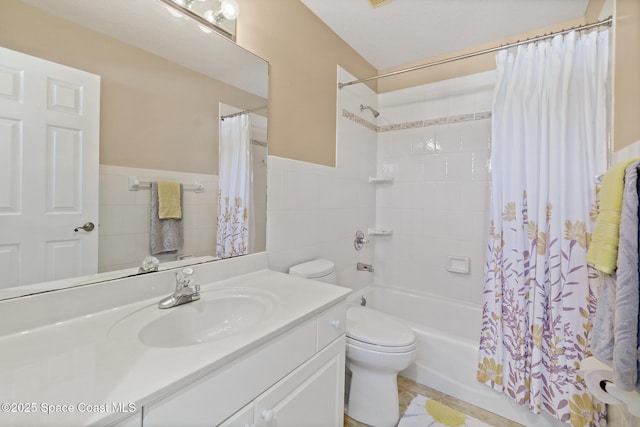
[
  {"x1": 221, "y1": 338, "x2": 344, "y2": 427},
  {"x1": 142, "y1": 302, "x2": 347, "y2": 427},
  {"x1": 218, "y1": 404, "x2": 254, "y2": 427},
  {"x1": 111, "y1": 412, "x2": 143, "y2": 427},
  {"x1": 252, "y1": 338, "x2": 345, "y2": 427}
]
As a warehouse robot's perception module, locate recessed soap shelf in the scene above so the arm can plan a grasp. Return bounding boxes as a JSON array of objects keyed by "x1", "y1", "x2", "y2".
[
  {"x1": 447, "y1": 256, "x2": 470, "y2": 274},
  {"x1": 368, "y1": 228, "x2": 393, "y2": 236},
  {"x1": 368, "y1": 176, "x2": 393, "y2": 184}
]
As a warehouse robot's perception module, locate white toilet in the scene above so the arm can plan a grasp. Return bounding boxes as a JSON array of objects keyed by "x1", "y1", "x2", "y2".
[{"x1": 288, "y1": 259, "x2": 416, "y2": 427}]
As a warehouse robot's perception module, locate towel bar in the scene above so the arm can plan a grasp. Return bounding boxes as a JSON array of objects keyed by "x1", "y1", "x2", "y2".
[{"x1": 128, "y1": 177, "x2": 204, "y2": 193}]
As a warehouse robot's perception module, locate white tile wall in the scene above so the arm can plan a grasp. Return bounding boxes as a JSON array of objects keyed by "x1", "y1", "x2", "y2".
[
  {"x1": 374, "y1": 71, "x2": 495, "y2": 306},
  {"x1": 266, "y1": 69, "x2": 495, "y2": 300},
  {"x1": 99, "y1": 165, "x2": 218, "y2": 272},
  {"x1": 252, "y1": 143, "x2": 268, "y2": 253},
  {"x1": 266, "y1": 67, "x2": 377, "y2": 291}
]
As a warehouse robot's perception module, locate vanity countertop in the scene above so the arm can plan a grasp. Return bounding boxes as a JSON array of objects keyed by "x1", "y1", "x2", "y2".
[{"x1": 0, "y1": 269, "x2": 350, "y2": 426}]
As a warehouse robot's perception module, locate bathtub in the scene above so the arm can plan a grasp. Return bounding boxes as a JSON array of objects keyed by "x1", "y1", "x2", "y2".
[{"x1": 347, "y1": 285, "x2": 566, "y2": 427}]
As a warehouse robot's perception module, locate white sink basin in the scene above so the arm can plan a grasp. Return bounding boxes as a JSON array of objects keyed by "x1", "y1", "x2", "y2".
[{"x1": 109, "y1": 287, "x2": 278, "y2": 348}]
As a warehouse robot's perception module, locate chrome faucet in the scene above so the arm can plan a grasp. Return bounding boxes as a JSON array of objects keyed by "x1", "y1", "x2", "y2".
[{"x1": 158, "y1": 267, "x2": 200, "y2": 309}]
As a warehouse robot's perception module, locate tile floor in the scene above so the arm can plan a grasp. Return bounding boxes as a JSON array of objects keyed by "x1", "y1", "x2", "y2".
[{"x1": 344, "y1": 375, "x2": 524, "y2": 427}]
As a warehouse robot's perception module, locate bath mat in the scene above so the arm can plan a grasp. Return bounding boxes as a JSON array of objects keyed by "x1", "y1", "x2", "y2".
[{"x1": 397, "y1": 394, "x2": 491, "y2": 427}]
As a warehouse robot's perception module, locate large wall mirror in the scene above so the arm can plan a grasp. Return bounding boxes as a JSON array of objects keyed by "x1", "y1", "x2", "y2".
[{"x1": 0, "y1": 0, "x2": 268, "y2": 300}]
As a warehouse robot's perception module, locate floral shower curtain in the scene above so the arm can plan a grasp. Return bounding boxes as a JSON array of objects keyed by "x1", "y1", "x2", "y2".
[
  {"x1": 216, "y1": 114, "x2": 252, "y2": 258},
  {"x1": 477, "y1": 30, "x2": 609, "y2": 426}
]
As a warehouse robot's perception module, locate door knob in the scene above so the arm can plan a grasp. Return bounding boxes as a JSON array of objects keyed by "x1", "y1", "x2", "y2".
[{"x1": 74, "y1": 222, "x2": 95, "y2": 232}]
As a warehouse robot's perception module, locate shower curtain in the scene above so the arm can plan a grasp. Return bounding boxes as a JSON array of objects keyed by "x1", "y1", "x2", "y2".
[
  {"x1": 216, "y1": 114, "x2": 252, "y2": 258},
  {"x1": 477, "y1": 30, "x2": 609, "y2": 426}
]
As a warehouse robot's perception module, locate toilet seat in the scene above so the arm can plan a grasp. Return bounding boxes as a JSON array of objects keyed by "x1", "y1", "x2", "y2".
[
  {"x1": 346, "y1": 336, "x2": 416, "y2": 353},
  {"x1": 288, "y1": 259, "x2": 334, "y2": 278},
  {"x1": 347, "y1": 306, "x2": 415, "y2": 352}
]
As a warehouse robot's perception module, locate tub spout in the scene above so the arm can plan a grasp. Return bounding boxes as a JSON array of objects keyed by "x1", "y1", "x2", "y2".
[{"x1": 357, "y1": 262, "x2": 374, "y2": 272}]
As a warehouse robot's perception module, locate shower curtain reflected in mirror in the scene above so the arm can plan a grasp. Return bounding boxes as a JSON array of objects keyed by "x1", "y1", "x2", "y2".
[
  {"x1": 478, "y1": 29, "x2": 610, "y2": 426},
  {"x1": 216, "y1": 114, "x2": 252, "y2": 258}
]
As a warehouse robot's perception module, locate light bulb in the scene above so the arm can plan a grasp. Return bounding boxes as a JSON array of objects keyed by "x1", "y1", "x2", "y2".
[
  {"x1": 219, "y1": 0, "x2": 239, "y2": 20},
  {"x1": 203, "y1": 9, "x2": 217, "y2": 23}
]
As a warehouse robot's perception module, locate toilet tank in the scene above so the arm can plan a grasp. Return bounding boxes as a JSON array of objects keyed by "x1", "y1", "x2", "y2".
[{"x1": 288, "y1": 259, "x2": 336, "y2": 284}]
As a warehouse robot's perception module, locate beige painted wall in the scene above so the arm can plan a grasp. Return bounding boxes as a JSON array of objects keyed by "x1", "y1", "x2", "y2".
[
  {"x1": 236, "y1": 0, "x2": 377, "y2": 167},
  {"x1": 586, "y1": 0, "x2": 607, "y2": 22},
  {"x1": 0, "y1": 0, "x2": 265, "y2": 175},
  {"x1": 613, "y1": 0, "x2": 640, "y2": 151}
]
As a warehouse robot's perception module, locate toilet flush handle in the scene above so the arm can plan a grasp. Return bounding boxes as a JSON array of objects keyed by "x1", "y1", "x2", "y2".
[{"x1": 331, "y1": 319, "x2": 341, "y2": 329}]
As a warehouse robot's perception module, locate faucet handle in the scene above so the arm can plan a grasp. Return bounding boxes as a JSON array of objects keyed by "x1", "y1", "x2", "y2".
[
  {"x1": 139, "y1": 256, "x2": 160, "y2": 273},
  {"x1": 175, "y1": 267, "x2": 194, "y2": 287}
]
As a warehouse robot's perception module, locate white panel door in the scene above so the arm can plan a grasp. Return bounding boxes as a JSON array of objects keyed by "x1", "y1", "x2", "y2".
[{"x1": 0, "y1": 46, "x2": 100, "y2": 288}]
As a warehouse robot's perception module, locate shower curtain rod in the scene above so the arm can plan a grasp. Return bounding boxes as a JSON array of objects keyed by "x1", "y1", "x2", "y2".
[
  {"x1": 338, "y1": 16, "x2": 613, "y2": 89},
  {"x1": 221, "y1": 105, "x2": 268, "y2": 120}
]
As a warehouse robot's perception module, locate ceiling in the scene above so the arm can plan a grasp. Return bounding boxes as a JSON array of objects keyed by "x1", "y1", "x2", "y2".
[{"x1": 300, "y1": 0, "x2": 591, "y2": 70}]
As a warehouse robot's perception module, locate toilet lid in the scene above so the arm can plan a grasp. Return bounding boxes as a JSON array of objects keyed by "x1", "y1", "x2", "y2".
[
  {"x1": 347, "y1": 306, "x2": 415, "y2": 347},
  {"x1": 288, "y1": 259, "x2": 334, "y2": 278}
]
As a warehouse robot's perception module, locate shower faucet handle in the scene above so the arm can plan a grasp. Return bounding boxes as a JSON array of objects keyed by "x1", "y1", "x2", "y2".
[{"x1": 354, "y1": 230, "x2": 369, "y2": 250}]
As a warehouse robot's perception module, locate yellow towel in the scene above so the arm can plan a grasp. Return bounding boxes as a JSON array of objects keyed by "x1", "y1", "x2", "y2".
[
  {"x1": 157, "y1": 181, "x2": 182, "y2": 219},
  {"x1": 586, "y1": 158, "x2": 640, "y2": 273}
]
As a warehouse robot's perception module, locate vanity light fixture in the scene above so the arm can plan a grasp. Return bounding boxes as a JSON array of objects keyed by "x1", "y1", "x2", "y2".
[
  {"x1": 164, "y1": 0, "x2": 239, "y2": 40},
  {"x1": 204, "y1": 0, "x2": 239, "y2": 24}
]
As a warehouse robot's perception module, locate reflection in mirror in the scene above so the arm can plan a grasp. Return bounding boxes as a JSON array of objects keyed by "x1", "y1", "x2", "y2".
[
  {"x1": 217, "y1": 104, "x2": 268, "y2": 258},
  {"x1": 0, "y1": 0, "x2": 268, "y2": 300}
]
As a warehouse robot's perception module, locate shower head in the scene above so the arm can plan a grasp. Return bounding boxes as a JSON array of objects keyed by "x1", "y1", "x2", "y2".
[{"x1": 360, "y1": 104, "x2": 380, "y2": 118}]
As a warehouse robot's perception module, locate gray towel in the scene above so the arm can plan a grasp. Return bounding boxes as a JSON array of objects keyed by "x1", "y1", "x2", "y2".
[
  {"x1": 592, "y1": 270, "x2": 616, "y2": 363},
  {"x1": 150, "y1": 182, "x2": 183, "y2": 255},
  {"x1": 613, "y1": 163, "x2": 639, "y2": 391}
]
